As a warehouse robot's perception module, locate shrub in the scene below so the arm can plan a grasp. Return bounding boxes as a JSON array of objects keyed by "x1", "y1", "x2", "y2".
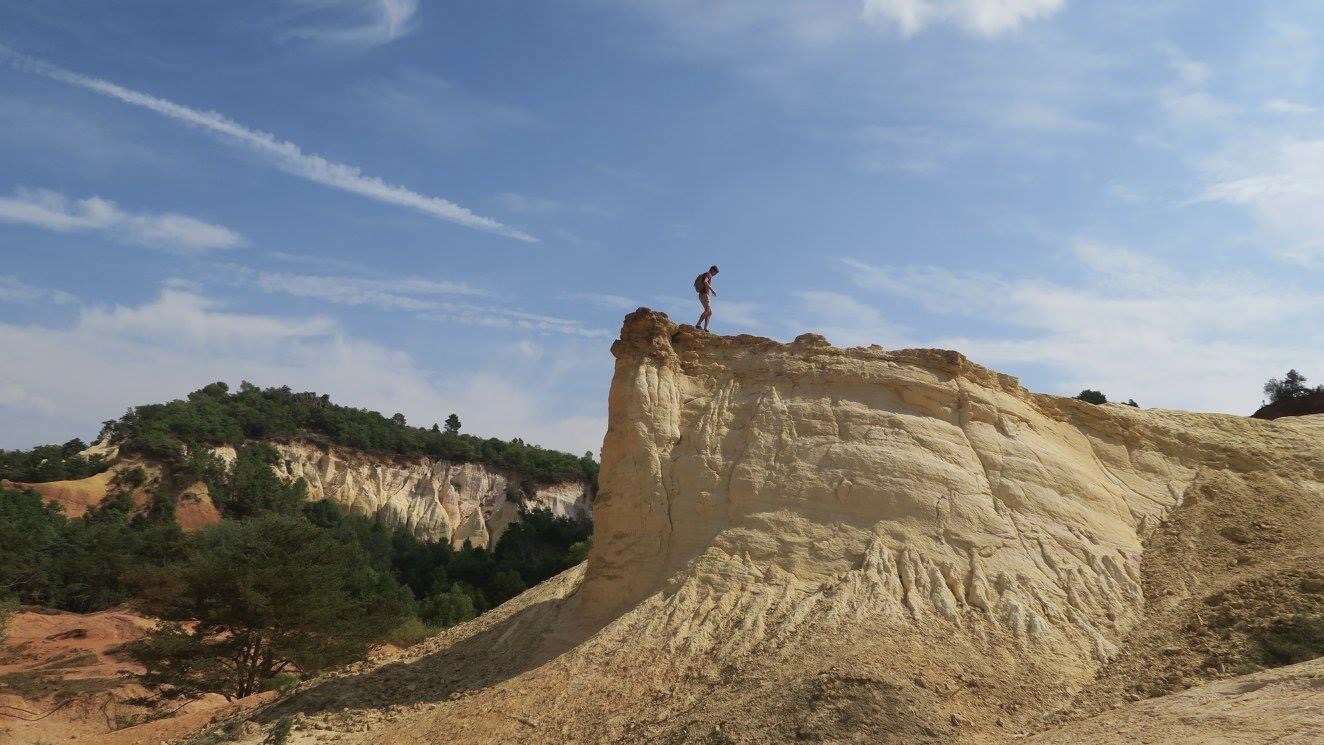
[
  {"x1": 418, "y1": 585, "x2": 477, "y2": 628},
  {"x1": 1263, "y1": 369, "x2": 1324, "y2": 404},
  {"x1": 383, "y1": 616, "x2": 437, "y2": 647},
  {"x1": 1075, "y1": 390, "x2": 1107, "y2": 405}
]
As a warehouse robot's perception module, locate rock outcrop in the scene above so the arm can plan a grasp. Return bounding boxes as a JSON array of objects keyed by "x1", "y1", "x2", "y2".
[
  {"x1": 10, "y1": 439, "x2": 590, "y2": 547},
  {"x1": 204, "y1": 309, "x2": 1324, "y2": 744},
  {"x1": 214, "y1": 441, "x2": 591, "y2": 546}
]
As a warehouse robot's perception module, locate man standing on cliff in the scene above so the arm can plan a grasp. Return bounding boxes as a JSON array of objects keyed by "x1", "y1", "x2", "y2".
[{"x1": 694, "y1": 265, "x2": 719, "y2": 331}]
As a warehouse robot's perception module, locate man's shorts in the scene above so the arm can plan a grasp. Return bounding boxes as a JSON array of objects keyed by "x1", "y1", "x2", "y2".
[{"x1": 699, "y1": 292, "x2": 712, "y2": 312}]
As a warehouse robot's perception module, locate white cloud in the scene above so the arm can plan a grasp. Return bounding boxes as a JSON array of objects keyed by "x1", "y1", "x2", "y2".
[
  {"x1": 1265, "y1": 98, "x2": 1314, "y2": 115},
  {"x1": 788, "y1": 290, "x2": 909, "y2": 347},
  {"x1": 1158, "y1": 42, "x2": 1210, "y2": 87},
  {"x1": 655, "y1": 294, "x2": 763, "y2": 330},
  {"x1": 853, "y1": 125, "x2": 975, "y2": 174},
  {"x1": 282, "y1": 0, "x2": 419, "y2": 47},
  {"x1": 863, "y1": 0, "x2": 1065, "y2": 38},
  {"x1": 567, "y1": 293, "x2": 641, "y2": 312},
  {"x1": 1106, "y1": 183, "x2": 1141, "y2": 203},
  {"x1": 0, "y1": 276, "x2": 77, "y2": 305},
  {"x1": 1162, "y1": 91, "x2": 1235, "y2": 126},
  {"x1": 626, "y1": 0, "x2": 1062, "y2": 52},
  {"x1": 419, "y1": 306, "x2": 612, "y2": 339},
  {"x1": 843, "y1": 244, "x2": 1324, "y2": 412},
  {"x1": 244, "y1": 268, "x2": 610, "y2": 338},
  {"x1": 0, "y1": 286, "x2": 604, "y2": 454},
  {"x1": 255, "y1": 271, "x2": 483, "y2": 310},
  {"x1": 0, "y1": 47, "x2": 534, "y2": 242},
  {"x1": 0, "y1": 187, "x2": 244, "y2": 253},
  {"x1": 1196, "y1": 137, "x2": 1324, "y2": 264}
]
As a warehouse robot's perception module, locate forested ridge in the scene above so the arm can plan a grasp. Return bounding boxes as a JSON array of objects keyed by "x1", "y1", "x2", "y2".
[
  {"x1": 0, "y1": 382, "x2": 596, "y2": 700},
  {"x1": 2, "y1": 381, "x2": 596, "y2": 486}
]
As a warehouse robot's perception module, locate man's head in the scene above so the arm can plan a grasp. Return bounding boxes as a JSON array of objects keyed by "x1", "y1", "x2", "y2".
[{"x1": 709, "y1": 265, "x2": 719, "y2": 276}]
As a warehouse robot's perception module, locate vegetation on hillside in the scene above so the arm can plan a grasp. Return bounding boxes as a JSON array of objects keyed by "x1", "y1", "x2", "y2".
[
  {"x1": 107, "y1": 381, "x2": 596, "y2": 486},
  {"x1": 1073, "y1": 390, "x2": 1139, "y2": 407},
  {"x1": 0, "y1": 438, "x2": 110, "y2": 483},
  {"x1": 0, "y1": 443, "x2": 590, "y2": 699},
  {"x1": 1263, "y1": 369, "x2": 1324, "y2": 404},
  {"x1": 0, "y1": 484, "x2": 186, "y2": 612},
  {"x1": 128, "y1": 514, "x2": 410, "y2": 699}
]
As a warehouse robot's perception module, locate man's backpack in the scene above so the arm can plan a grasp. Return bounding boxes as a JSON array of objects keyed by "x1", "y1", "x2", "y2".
[{"x1": 694, "y1": 273, "x2": 708, "y2": 293}]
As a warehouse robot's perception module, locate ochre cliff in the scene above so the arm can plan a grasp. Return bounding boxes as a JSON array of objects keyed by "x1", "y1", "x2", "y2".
[
  {"x1": 206, "y1": 309, "x2": 1324, "y2": 744},
  {"x1": 213, "y1": 441, "x2": 591, "y2": 546},
  {"x1": 11, "y1": 439, "x2": 590, "y2": 547}
]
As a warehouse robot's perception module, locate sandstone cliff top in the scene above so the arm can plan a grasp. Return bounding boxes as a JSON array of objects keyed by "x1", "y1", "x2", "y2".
[{"x1": 613, "y1": 307, "x2": 1045, "y2": 400}]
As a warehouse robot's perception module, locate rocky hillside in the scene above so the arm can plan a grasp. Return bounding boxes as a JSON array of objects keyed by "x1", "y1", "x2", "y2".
[
  {"x1": 2, "y1": 382, "x2": 594, "y2": 547},
  {"x1": 5, "y1": 437, "x2": 590, "y2": 548},
  {"x1": 225, "y1": 439, "x2": 589, "y2": 546},
  {"x1": 185, "y1": 309, "x2": 1324, "y2": 744}
]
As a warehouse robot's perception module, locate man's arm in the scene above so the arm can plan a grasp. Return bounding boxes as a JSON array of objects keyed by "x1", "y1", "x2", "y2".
[{"x1": 706, "y1": 276, "x2": 716, "y2": 295}]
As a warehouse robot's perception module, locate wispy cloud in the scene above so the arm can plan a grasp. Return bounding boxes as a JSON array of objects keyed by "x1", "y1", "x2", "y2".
[
  {"x1": 655, "y1": 294, "x2": 762, "y2": 330},
  {"x1": 244, "y1": 268, "x2": 609, "y2": 337},
  {"x1": 0, "y1": 46, "x2": 534, "y2": 242},
  {"x1": 281, "y1": 0, "x2": 419, "y2": 47},
  {"x1": 0, "y1": 285, "x2": 604, "y2": 453},
  {"x1": 1265, "y1": 98, "x2": 1315, "y2": 115},
  {"x1": 627, "y1": 0, "x2": 1064, "y2": 51},
  {"x1": 567, "y1": 293, "x2": 641, "y2": 312},
  {"x1": 255, "y1": 271, "x2": 484, "y2": 310},
  {"x1": 0, "y1": 276, "x2": 77, "y2": 305},
  {"x1": 843, "y1": 243, "x2": 1324, "y2": 412},
  {"x1": 1195, "y1": 137, "x2": 1324, "y2": 264},
  {"x1": 0, "y1": 187, "x2": 244, "y2": 253},
  {"x1": 862, "y1": 0, "x2": 1066, "y2": 38},
  {"x1": 789, "y1": 290, "x2": 909, "y2": 347}
]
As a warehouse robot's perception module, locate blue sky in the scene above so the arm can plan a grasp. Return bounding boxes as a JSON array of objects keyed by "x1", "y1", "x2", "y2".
[{"x1": 3, "y1": 0, "x2": 1324, "y2": 455}]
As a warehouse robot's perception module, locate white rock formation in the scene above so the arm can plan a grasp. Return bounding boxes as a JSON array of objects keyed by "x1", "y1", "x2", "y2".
[
  {"x1": 581, "y1": 310, "x2": 1324, "y2": 665},
  {"x1": 212, "y1": 441, "x2": 591, "y2": 547}
]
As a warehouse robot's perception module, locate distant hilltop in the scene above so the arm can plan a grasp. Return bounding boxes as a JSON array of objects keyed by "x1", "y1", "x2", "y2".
[{"x1": 1, "y1": 382, "x2": 596, "y2": 545}]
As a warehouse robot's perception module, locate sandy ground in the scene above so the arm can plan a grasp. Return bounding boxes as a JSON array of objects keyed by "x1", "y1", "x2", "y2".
[{"x1": 0, "y1": 607, "x2": 269, "y2": 745}]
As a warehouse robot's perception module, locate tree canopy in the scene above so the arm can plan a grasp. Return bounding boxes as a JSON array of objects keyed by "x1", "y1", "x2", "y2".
[
  {"x1": 106, "y1": 381, "x2": 596, "y2": 485},
  {"x1": 128, "y1": 513, "x2": 409, "y2": 699},
  {"x1": 1264, "y1": 369, "x2": 1324, "y2": 404}
]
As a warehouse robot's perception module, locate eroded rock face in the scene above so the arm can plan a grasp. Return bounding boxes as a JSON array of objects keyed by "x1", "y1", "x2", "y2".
[
  {"x1": 581, "y1": 309, "x2": 1324, "y2": 666},
  {"x1": 212, "y1": 441, "x2": 591, "y2": 547}
]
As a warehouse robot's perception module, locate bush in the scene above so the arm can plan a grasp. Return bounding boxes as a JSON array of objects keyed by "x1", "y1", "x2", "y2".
[
  {"x1": 1075, "y1": 390, "x2": 1107, "y2": 405},
  {"x1": 383, "y1": 616, "x2": 438, "y2": 647},
  {"x1": 265, "y1": 717, "x2": 294, "y2": 745},
  {"x1": 418, "y1": 585, "x2": 477, "y2": 628},
  {"x1": 1263, "y1": 369, "x2": 1324, "y2": 404}
]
